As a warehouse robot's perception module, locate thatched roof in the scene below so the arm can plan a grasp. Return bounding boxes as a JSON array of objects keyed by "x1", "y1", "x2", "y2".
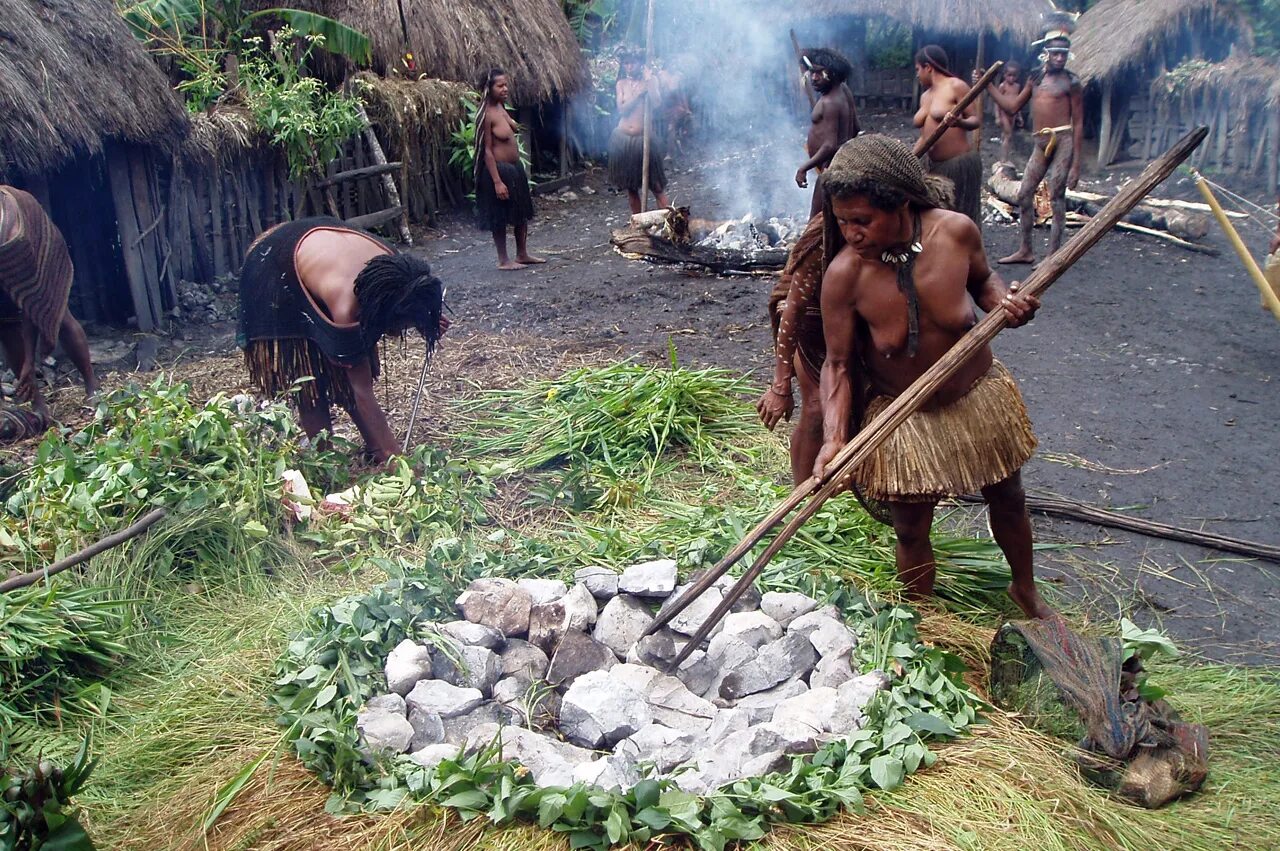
[
  {"x1": 0, "y1": 0, "x2": 188, "y2": 177},
  {"x1": 1151, "y1": 54, "x2": 1280, "y2": 108},
  {"x1": 1072, "y1": 0, "x2": 1249, "y2": 84},
  {"x1": 793, "y1": 0, "x2": 1056, "y2": 41},
  {"x1": 285, "y1": 0, "x2": 586, "y2": 102}
]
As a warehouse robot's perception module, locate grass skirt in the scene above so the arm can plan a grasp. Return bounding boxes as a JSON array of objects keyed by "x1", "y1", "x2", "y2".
[
  {"x1": 608, "y1": 128, "x2": 667, "y2": 193},
  {"x1": 929, "y1": 150, "x2": 984, "y2": 227},
  {"x1": 852, "y1": 360, "x2": 1036, "y2": 502},
  {"x1": 475, "y1": 161, "x2": 534, "y2": 231}
]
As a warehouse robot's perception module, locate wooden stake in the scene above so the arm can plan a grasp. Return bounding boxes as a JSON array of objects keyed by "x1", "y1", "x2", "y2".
[
  {"x1": 970, "y1": 30, "x2": 986, "y2": 151},
  {"x1": 1194, "y1": 170, "x2": 1280, "y2": 321},
  {"x1": 1, "y1": 509, "x2": 168, "y2": 593},
  {"x1": 639, "y1": 0, "x2": 655, "y2": 214},
  {"x1": 649, "y1": 127, "x2": 1210, "y2": 667}
]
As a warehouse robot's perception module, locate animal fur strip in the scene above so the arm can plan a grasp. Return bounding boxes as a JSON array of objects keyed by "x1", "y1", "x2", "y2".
[{"x1": 0, "y1": 186, "x2": 73, "y2": 343}]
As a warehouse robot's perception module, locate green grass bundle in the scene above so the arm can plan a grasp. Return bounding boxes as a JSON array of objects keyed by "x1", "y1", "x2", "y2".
[
  {"x1": 0, "y1": 583, "x2": 128, "y2": 726},
  {"x1": 454, "y1": 360, "x2": 756, "y2": 506}
]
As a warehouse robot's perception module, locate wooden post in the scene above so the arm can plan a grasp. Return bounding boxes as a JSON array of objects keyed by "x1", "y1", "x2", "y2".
[
  {"x1": 105, "y1": 146, "x2": 156, "y2": 331},
  {"x1": 560, "y1": 101, "x2": 570, "y2": 178},
  {"x1": 354, "y1": 101, "x2": 412, "y2": 243},
  {"x1": 639, "y1": 0, "x2": 655, "y2": 213},
  {"x1": 1097, "y1": 79, "x2": 1114, "y2": 167},
  {"x1": 970, "y1": 30, "x2": 986, "y2": 151}
]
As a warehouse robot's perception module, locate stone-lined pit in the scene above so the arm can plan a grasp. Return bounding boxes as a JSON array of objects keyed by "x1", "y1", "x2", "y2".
[{"x1": 356, "y1": 560, "x2": 887, "y2": 795}]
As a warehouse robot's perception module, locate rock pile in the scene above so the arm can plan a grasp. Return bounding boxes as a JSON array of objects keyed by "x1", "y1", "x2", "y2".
[
  {"x1": 356, "y1": 560, "x2": 888, "y2": 795},
  {"x1": 697, "y1": 214, "x2": 806, "y2": 253}
]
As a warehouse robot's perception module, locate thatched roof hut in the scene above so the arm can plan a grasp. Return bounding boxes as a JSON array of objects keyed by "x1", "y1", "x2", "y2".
[
  {"x1": 0, "y1": 0, "x2": 188, "y2": 179},
  {"x1": 289, "y1": 0, "x2": 586, "y2": 102},
  {"x1": 797, "y1": 0, "x2": 1055, "y2": 41},
  {"x1": 1072, "y1": 0, "x2": 1249, "y2": 84}
]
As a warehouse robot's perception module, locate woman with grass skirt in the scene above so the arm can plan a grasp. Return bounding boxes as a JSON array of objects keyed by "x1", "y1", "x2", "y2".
[{"x1": 474, "y1": 68, "x2": 543, "y2": 271}]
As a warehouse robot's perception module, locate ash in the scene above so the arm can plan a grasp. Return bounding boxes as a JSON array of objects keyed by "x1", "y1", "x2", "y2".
[
  {"x1": 698, "y1": 213, "x2": 806, "y2": 253},
  {"x1": 357, "y1": 561, "x2": 887, "y2": 796}
]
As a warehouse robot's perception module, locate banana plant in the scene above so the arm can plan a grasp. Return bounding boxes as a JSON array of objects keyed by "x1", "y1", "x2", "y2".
[{"x1": 118, "y1": 0, "x2": 371, "y2": 64}]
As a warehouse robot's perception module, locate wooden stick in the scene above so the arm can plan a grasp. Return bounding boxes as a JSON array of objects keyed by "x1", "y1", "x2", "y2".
[
  {"x1": 1066, "y1": 213, "x2": 1219, "y2": 255},
  {"x1": 1, "y1": 509, "x2": 168, "y2": 593},
  {"x1": 639, "y1": 0, "x2": 656, "y2": 214},
  {"x1": 1193, "y1": 170, "x2": 1280, "y2": 321},
  {"x1": 913, "y1": 61, "x2": 1003, "y2": 158},
  {"x1": 970, "y1": 31, "x2": 986, "y2": 151},
  {"x1": 790, "y1": 30, "x2": 817, "y2": 109},
  {"x1": 652, "y1": 127, "x2": 1210, "y2": 666}
]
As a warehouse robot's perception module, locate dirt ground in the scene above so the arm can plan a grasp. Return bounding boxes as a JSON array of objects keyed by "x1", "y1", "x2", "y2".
[{"x1": 21, "y1": 108, "x2": 1280, "y2": 665}]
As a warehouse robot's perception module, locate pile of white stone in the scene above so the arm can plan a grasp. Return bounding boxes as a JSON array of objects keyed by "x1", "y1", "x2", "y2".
[
  {"x1": 356, "y1": 559, "x2": 887, "y2": 795},
  {"x1": 697, "y1": 214, "x2": 805, "y2": 253}
]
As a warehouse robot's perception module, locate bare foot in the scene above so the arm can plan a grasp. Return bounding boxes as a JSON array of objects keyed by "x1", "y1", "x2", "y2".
[
  {"x1": 997, "y1": 250, "x2": 1036, "y2": 265},
  {"x1": 516, "y1": 254, "x2": 546, "y2": 265},
  {"x1": 497, "y1": 261, "x2": 524, "y2": 271},
  {"x1": 1008, "y1": 582, "x2": 1057, "y2": 620}
]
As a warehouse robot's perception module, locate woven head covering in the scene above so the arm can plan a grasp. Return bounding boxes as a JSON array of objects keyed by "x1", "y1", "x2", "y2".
[{"x1": 821, "y1": 135, "x2": 956, "y2": 358}]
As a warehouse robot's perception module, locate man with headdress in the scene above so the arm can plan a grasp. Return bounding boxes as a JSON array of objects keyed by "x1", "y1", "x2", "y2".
[
  {"x1": 0, "y1": 184, "x2": 96, "y2": 418},
  {"x1": 474, "y1": 68, "x2": 542, "y2": 270},
  {"x1": 913, "y1": 45, "x2": 983, "y2": 226},
  {"x1": 238, "y1": 218, "x2": 447, "y2": 464},
  {"x1": 796, "y1": 47, "x2": 860, "y2": 217},
  {"x1": 813, "y1": 134, "x2": 1053, "y2": 619},
  {"x1": 611, "y1": 49, "x2": 672, "y2": 214},
  {"x1": 988, "y1": 14, "x2": 1083, "y2": 264}
]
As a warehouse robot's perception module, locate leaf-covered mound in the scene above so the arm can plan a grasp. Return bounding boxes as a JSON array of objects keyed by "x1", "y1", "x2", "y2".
[{"x1": 273, "y1": 551, "x2": 983, "y2": 851}]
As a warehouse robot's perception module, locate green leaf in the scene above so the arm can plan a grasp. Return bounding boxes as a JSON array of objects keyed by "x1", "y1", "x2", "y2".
[
  {"x1": 247, "y1": 9, "x2": 372, "y2": 64},
  {"x1": 881, "y1": 722, "x2": 914, "y2": 748},
  {"x1": 39, "y1": 818, "x2": 96, "y2": 851},
  {"x1": 1121, "y1": 618, "x2": 1179, "y2": 661},
  {"x1": 634, "y1": 806, "x2": 671, "y2": 831},
  {"x1": 632, "y1": 778, "x2": 660, "y2": 810},
  {"x1": 869, "y1": 754, "x2": 904, "y2": 791},
  {"x1": 439, "y1": 788, "x2": 489, "y2": 811},
  {"x1": 905, "y1": 711, "x2": 957, "y2": 736},
  {"x1": 605, "y1": 804, "x2": 630, "y2": 843}
]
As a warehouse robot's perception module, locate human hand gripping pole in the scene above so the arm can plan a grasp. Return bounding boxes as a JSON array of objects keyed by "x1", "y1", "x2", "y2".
[{"x1": 645, "y1": 127, "x2": 1210, "y2": 672}]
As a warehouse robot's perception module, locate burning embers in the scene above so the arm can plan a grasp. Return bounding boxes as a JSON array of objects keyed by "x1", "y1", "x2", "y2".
[
  {"x1": 612, "y1": 208, "x2": 803, "y2": 272},
  {"x1": 356, "y1": 560, "x2": 886, "y2": 795},
  {"x1": 698, "y1": 213, "x2": 805, "y2": 252}
]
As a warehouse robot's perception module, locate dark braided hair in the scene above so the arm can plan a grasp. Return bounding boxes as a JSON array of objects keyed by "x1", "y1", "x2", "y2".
[
  {"x1": 801, "y1": 47, "x2": 851, "y2": 85},
  {"x1": 353, "y1": 253, "x2": 444, "y2": 355}
]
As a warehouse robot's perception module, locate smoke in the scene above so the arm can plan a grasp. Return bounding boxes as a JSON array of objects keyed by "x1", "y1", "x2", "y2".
[{"x1": 650, "y1": 0, "x2": 813, "y2": 218}]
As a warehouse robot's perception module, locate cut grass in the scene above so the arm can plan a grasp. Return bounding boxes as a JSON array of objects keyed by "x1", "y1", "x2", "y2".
[{"x1": 7, "y1": 365, "x2": 1280, "y2": 851}]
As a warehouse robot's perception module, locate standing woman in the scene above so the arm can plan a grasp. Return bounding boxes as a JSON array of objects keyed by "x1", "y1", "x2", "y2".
[{"x1": 474, "y1": 68, "x2": 543, "y2": 270}]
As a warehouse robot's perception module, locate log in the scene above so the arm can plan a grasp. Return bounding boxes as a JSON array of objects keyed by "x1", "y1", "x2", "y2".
[
  {"x1": 353, "y1": 101, "x2": 412, "y2": 244},
  {"x1": 1, "y1": 509, "x2": 168, "y2": 592},
  {"x1": 987, "y1": 162, "x2": 1212, "y2": 242},
  {"x1": 106, "y1": 146, "x2": 155, "y2": 331},
  {"x1": 648, "y1": 128, "x2": 1210, "y2": 664}
]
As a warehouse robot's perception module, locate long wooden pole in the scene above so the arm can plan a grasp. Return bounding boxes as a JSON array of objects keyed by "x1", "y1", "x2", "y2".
[
  {"x1": 1, "y1": 509, "x2": 168, "y2": 593},
  {"x1": 914, "y1": 61, "x2": 1003, "y2": 158},
  {"x1": 1193, "y1": 170, "x2": 1280, "y2": 321},
  {"x1": 790, "y1": 29, "x2": 817, "y2": 109},
  {"x1": 970, "y1": 31, "x2": 986, "y2": 151},
  {"x1": 639, "y1": 0, "x2": 656, "y2": 213},
  {"x1": 648, "y1": 127, "x2": 1210, "y2": 663}
]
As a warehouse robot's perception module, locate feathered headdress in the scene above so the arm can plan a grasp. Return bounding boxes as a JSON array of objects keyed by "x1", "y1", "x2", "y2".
[{"x1": 1033, "y1": 8, "x2": 1079, "y2": 47}]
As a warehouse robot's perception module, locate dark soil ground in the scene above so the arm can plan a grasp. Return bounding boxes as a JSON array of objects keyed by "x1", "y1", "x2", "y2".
[{"x1": 19, "y1": 108, "x2": 1280, "y2": 664}]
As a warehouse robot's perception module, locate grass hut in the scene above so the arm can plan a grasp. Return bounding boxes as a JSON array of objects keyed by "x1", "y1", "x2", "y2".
[
  {"x1": 1072, "y1": 0, "x2": 1249, "y2": 167},
  {"x1": 293, "y1": 0, "x2": 587, "y2": 173},
  {"x1": 0, "y1": 0, "x2": 188, "y2": 331}
]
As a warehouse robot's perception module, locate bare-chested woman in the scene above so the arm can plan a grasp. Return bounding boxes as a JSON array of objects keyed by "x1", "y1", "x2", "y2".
[
  {"x1": 476, "y1": 68, "x2": 543, "y2": 270},
  {"x1": 610, "y1": 50, "x2": 672, "y2": 214},
  {"x1": 913, "y1": 46, "x2": 982, "y2": 226}
]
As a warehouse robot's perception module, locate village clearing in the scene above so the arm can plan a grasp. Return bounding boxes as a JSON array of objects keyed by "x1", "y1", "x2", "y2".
[{"x1": 5, "y1": 112, "x2": 1280, "y2": 850}]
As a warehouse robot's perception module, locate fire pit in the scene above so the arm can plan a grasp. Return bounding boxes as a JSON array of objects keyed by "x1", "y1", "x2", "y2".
[
  {"x1": 610, "y1": 208, "x2": 801, "y2": 273},
  {"x1": 355, "y1": 559, "x2": 886, "y2": 795}
]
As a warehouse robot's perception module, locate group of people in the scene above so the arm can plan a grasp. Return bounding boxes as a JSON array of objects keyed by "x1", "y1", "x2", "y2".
[{"x1": 762, "y1": 23, "x2": 1090, "y2": 619}]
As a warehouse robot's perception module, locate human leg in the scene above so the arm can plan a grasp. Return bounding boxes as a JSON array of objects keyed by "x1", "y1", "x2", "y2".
[
  {"x1": 492, "y1": 227, "x2": 521, "y2": 271},
  {"x1": 980, "y1": 470, "x2": 1055, "y2": 619},
  {"x1": 514, "y1": 222, "x2": 545, "y2": 265},
  {"x1": 790, "y1": 356, "x2": 823, "y2": 487},
  {"x1": 0, "y1": 321, "x2": 25, "y2": 379},
  {"x1": 1043, "y1": 142, "x2": 1072, "y2": 254},
  {"x1": 654, "y1": 189, "x2": 671, "y2": 209},
  {"x1": 626, "y1": 190, "x2": 642, "y2": 214},
  {"x1": 57, "y1": 313, "x2": 97, "y2": 399},
  {"x1": 998, "y1": 147, "x2": 1047, "y2": 264},
  {"x1": 889, "y1": 500, "x2": 938, "y2": 599}
]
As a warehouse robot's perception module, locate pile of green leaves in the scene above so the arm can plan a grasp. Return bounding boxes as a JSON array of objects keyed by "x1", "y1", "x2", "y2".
[
  {"x1": 455, "y1": 358, "x2": 757, "y2": 509},
  {"x1": 0, "y1": 584, "x2": 128, "y2": 726},
  {"x1": 0, "y1": 381, "x2": 319, "y2": 571},
  {"x1": 270, "y1": 541, "x2": 981, "y2": 850},
  {"x1": 0, "y1": 734, "x2": 96, "y2": 851}
]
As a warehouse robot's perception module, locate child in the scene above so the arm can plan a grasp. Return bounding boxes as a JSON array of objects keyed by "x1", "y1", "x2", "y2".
[{"x1": 994, "y1": 61, "x2": 1025, "y2": 163}]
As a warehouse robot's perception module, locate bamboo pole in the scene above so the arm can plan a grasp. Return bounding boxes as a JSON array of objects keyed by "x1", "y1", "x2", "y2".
[
  {"x1": 1193, "y1": 170, "x2": 1280, "y2": 321},
  {"x1": 649, "y1": 127, "x2": 1211, "y2": 666},
  {"x1": 914, "y1": 62, "x2": 1003, "y2": 158},
  {"x1": 639, "y1": 0, "x2": 655, "y2": 213}
]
